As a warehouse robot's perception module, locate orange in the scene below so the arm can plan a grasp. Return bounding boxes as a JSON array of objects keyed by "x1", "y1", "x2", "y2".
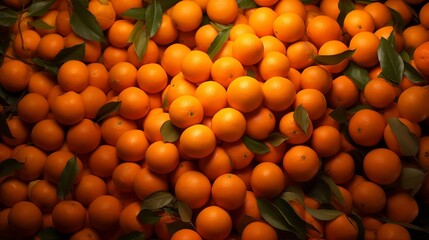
[
  {"x1": 28, "y1": 71, "x2": 56, "y2": 97},
  {"x1": 363, "y1": 2, "x2": 393, "y2": 29},
  {"x1": 385, "y1": 0, "x2": 413, "y2": 25},
  {"x1": 66, "y1": 118, "x2": 101, "y2": 154},
  {"x1": 294, "y1": 88, "x2": 327, "y2": 121},
  {"x1": 8, "y1": 201, "x2": 42, "y2": 237},
  {"x1": 397, "y1": 86, "x2": 429, "y2": 122},
  {"x1": 74, "y1": 174, "x2": 107, "y2": 206},
  {"x1": 117, "y1": 87, "x2": 150, "y2": 120},
  {"x1": 403, "y1": 24, "x2": 429, "y2": 50},
  {"x1": 0, "y1": 59, "x2": 31, "y2": 92},
  {"x1": 317, "y1": 40, "x2": 350, "y2": 73},
  {"x1": 386, "y1": 190, "x2": 419, "y2": 223},
  {"x1": 17, "y1": 92, "x2": 49, "y2": 123},
  {"x1": 211, "y1": 107, "x2": 247, "y2": 142},
  {"x1": 349, "y1": 31, "x2": 380, "y2": 68},
  {"x1": 100, "y1": 115, "x2": 137, "y2": 146},
  {"x1": 223, "y1": 140, "x2": 254, "y2": 170},
  {"x1": 112, "y1": 162, "x2": 141, "y2": 193},
  {"x1": 107, "y1": 19, "x2": 134, "y2": 48},
  {"x1": 324, "y1": 214, "x2": 358, "y2": 240},
  {"x1": 13, "y1": 29, "x2": 41, "y2": 58},
  {"x1": 102, "y1": 46, "x2": 128, "y2": 70},
  {"x1": 152, "y1": 14, "x2": 179, "y2": 45},
  {"x1": 79, "y1": 85, "x2": 107, "y2": 119},
  {"x1": 273, "y1": 12, "x2": 305, "y2": 43},
  {"x1": 44, "y1": 150, "x2": 83, "y2": 184},
  {"x1": 109, "y1": 61, "x2": 137, "y2": 92},
  {"x1": 227, "y1": 76, "x2": 264, "y2": 113},
  {"x1": 286, "y1": 41, "x2": 317, "y2": 70},
  {"x1": 376, "y1": 223, "x2": 411, "y2": 240},
  {"x1": 87, "y1": 63, "x2": 110, "y2": 93},
  {"x1": 34, "y1": 9, "x2": 58, "y2": 36},
  {"x1": 230, "y1": 24, "x2": 255, "y2": 42},
  {"x1": 232, "y1": 33, "x2": 264, "y2": 66},
  {"x1": 319, "y1": 0, "x2": 340, "y2": 19},
  {"x1": 245, "y1": 106, "x2": 276, "y2": 140},
  {"x1": 206, "y1": 0, "x2": 238, "y2": 25},
  {"x1": 254, "y1": 140, "x2": 287, "y2": 164},
  {"x1": 274, "y1": 0, "x2": 307, "y2": 20},
  {"x1": 195, "y1": 24, "x2": 218, "y2": 52},
  {"x1": 194, "y1": 81, "x2": 228, "y2": 117},
  {"x1": 212, "y1": 173, "x2": 247, "y2": 210},
  {"x1": 231, "y1": 190, "x2": 262, "y2": 228},
  {"x1": 119, "y1": 202, "x2": 154, "y2": 237},
  {"x1": 248, "y1": 7, "x2": 277, "y2": 37},
  {"x1": 279, "y1": 111, "x2": 313, "y2": 145},
  {"x1": 210, "y1": 56, "x2": 245, "y2": 88},
  {"x1": 161, "y1": 43, "x2": 191, "y2": 77},
  {"x1": 27, "y1": 179, "x2": 59, "y2": 212},
  {"x1": 384, "y1": 117, "x2": 421, "y2": 156},
  {"x1": 327, "y1": 75, "x2": 359, "y2": 108},
  {"x1": 88, "y1": 0, "x2": 116, "y2": 30},
  {"x1": 133, "y1": 167, "x2": 168, "y2": 200},
  {"x1": 55, "y1": 10, "x2": 72, "y2": 36},
  {"x1": 64, "y1": 32, "x2": 101, "y2": 63},
  {"x1": 198, "y1": 146, "x2": 233, "y2": 181},
  {"x1": 0, "y1": 208, "x2": 14, "y2": 238},
  {"x1": 343, "y1": 9, "x2": 375, "y2": 37},
  {"x1": 195, "y1": 205, "x2": 232, "y2": 240},
  {"x1": 169, "y1": 95, "x2": 204, "y2": 129},
  {"x1": 175, "y1": 170, "x2": 211, "y2": 209},
  {"x1": 51, "y1": 91, "x2": 86, "y2": 125},
  {"x1": 310, "y1": 125, "x2": 341, "y2": 158},
  {"x1": 363, "y1": 78, "x2": 396, "y2": 108},
  {"x1": 13, "y1": 145, "x2": 47, "y2": 182},
  {"x1": 258, "y1": 51, "x2": 290, "y2": 80},
  {"x1": 351, "y1": 181, "x2": 386, "y2": 214},
  {"x1": 283, "y1": 145, "x2": 320, "y2": 182},
  {"x1": 136, "y1": 63, "x2": 167, "y2": 94},
  {"x1": 31, "y1": 118, "x2": 65, "y2": 151},
  {"x1": 348, "y1": 109, "x2": 386, "y2": 147},
  {"x1": 52, "y1": 200, "x2": 86, "y2": 233},
  {"x1": 110, "y1": 0, "x2": 143, "y2": 16},
  {"x1": 250, "y1": 162, "x2": 286, "y2": 199},
  {"x1": 300, "y1": 65, "x2": 332, "y2": 94},
  {"x1": 69, "y1": 227, "x2": 101, "y2": 240},
  {"x1": 262, "y1": 76, "x2": 296, "y2": 112},
  {"x1": 116, "y1": 129, "x2": 149, "y2": 162},
  {"x1": 241, "y1": 221, "x2": 278, "y2": 240},
  {"x1": 420, "y1": 2, "x2": 429, "y2": 29},
  {"x1": 57, "y1": 60, "x2": 89, "y2": 92},
  {"x1": 323, "y1": 151, "x2": 355, "y2": 185},
  {"x1": 181, "y1": 50, "x2": 213, "y2": 84},
  {"x1": 0, "y1": 177, "x2": 28, "y2": 207},
  {"x1": 145, "y1": 141, "x2": 180, "y2": 174},
  {"x1": 88, "y1": 145, "x2": 120, "y2": 178},
  {"x1": 418, "y1": 136, "x2": 429, "y2": 169},
  {"x1": 127, "y1": 39, "x2": 159, "y2": 68},
  {"x1": 142, "y1": 111, "x2": 170, "y2": 143},
  {"x1": 254, "y1": 0, "x2": 278, "y2": 6},
  {"x1": 37, "y1": 33, "x2": 65, "y2": 60},
  {"x1": 0, "y1": 116, "x2": 29, "y2": 147},
  {"x1": 163, "y1": 74, "x2": 197, "y2": 111},
  {"x1": 413, "y1": 41, "x2": 429, "y2": 76},
  {"x1": 306, "y1": 15, "x2": 342, "y2": 48},
  {"x1": 179, "y1": 124, "x2": 217, "y2": 159},
  {"x1": 170, "y1": 0, "x2": 203, "y2": 32},
  {"x1": 169, "y1": 160, "x2": 198, "y2": 187},
  {"x1": 375, "y1": 26, "x2": 405, "y2": 52},
  {"x1": 88, "y1": 195, "x2": 123, "y2": 231},
  {"x1": 0, "y1": 143, "x2": 12, "y2": 161},
  {"x1": 332, "y1": 186, "x2": 353, "y2": 214},
  {"x1": 363, "y1": 148, "x2": 402, "y2": 185},
  {"x1": 171, "y1": 229, "x2": 203, "y2": 240}
]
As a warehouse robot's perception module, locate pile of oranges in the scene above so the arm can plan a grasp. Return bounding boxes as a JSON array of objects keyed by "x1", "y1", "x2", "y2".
[{"x1": 1, "y1": 0, "x2": 429, "y2": 239}]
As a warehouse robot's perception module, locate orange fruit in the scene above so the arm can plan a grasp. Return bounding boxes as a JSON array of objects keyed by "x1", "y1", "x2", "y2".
[
  {"x1": 273, "y1": 12, "x2": 305, "y2": 43},
  {"x1": 1, "y1": 116, "x2": 29, "y2": 147},
  {"x1": 363, "y1": 148, "x2": 402, "y2": 185},
  {"x1": 348, "y1": 109, "x2": 386, "y2": 147},
  {"x1": 210, "y1": 56, "x2": 245, "y2": 88},
  {"x1": 254, "y1": 140, "x2": 287, "y2": 165},
  {"x1": 194, "y1": 81, "x2": 228, "y2": 117},
  {"x1": 262, "y1": 76, "x2": 296, "y2": 112},
  {"x1": 206, "y1": 0, "x2": 238, "y2": 25},
  {"x1": 28, "y1": 179, "x2": 60, "y2": 213},
  {"x1": 300, "y1": 65, "x2": 332, "y2": 95},
  {"x1": 28, "y1": 71, "x2": 56, "y2": 97},
  {"x1": 279, "y1": 111, "x2": 313, "y2": 145},
  {"x1": 117, "y1": 86, "x2": 150, "y2": 120},
  {"x1": 8, "y1": 201, "x2": 42, "y2": 237},
  {"x1": 286, "y1": 41, "x2": 317, "y2": 70},
  {"x1": 57, "y1": 60, "x2": 89, "y2": 93},
  {"x1": 223, "y1": 140, "x2": 255, "y2": 170},
  {"x1": 109, "y1": 61, "x2": 137, "y2": 92},
  {"x1": 64, "y1": 32, "x2": 101, "y2": 63},
  {"x1": 13, "y1": 29, "x2": 41, "y2": 58},
  {"x1": 363, "y1": 2, "x2": 393, "y2": 29},
  {"x1": 260, "y1": 35, "x2": 287, "y2": 55},
  {"x1": 420, "y1": 2, "x2": 429, "y2": 29},
  {"x1": 180, "y1": 50, "x2": 213, "y2": 84},
  {"x1": 351, "y1": 181, "x2": 386, "y2": 214},
  {"x1": 385, "y1": 0, "x2": 413, "y2": 25},
  {"x1": 17, "y1": 92, "x2": 49, "y2": 123},
  {"x1": 211, "y1": 173, "x2": 247, "y2": 210},
  {"x1": 171, "y1": 229, "x2": 202, "y2": 240},
  {"x1": 74, "y1": 174, "x2": 107, "y2": 206},
  {"x1": 323, "y1": 151, "x2": 355, "y2": 185},
  {"x1": 66, "y1": 118, "x2": 101, "y2": 154},
  {"x1": 241, "y1": 221, "x2": 278, "y2": 240},
  {"x1": 376, "y1": 223, "x2": 411, "y2": 240},
  {"x1": 31, "y1": 118, "x2": 65, "y2": 152},
  {"x1": 169, "y1": 95, "x2": 204, "y2": 129},
  {"x1": 198, "y1": 146, "x2": 233, "y2": 181},
  {"x1": 115, "y1": 129, "x2": 149, "y2": 162},
  {"x1": 0, "y1": 59, "x2": 31, "y2": 92},
  {"x1": 170, "y1": 0, "x2": 203, "y2": 32},
  {"x1": 142, "y1": 110, "x2": 170, "y2": 143},
  {"x1": 152, "y1": 14, "x2": 179, "y2": 45},
  {"x1": 119, "y1": 202, "x2": 154, "y2": 236},
  {"x1": 102, "y1": 46, "x2": 128, "y2": 70},
  {"x1": 37, "y1": 33, "x2": 65, "y2": 60},
  {"x1": 88, "y1": 0, "x2": 116, "y2": 30},
  {"x1": 386, "y1": 191, "x2": 419, "y2": 223},
  {"x1": 112, "y1": 162, "x2": 141, "y2": 193},
  {"x1": 100, "y1": 115, "x2": 137, "y2": 146},
  {"x1": 317, "y1": 40, "x2": 350, "y2": 73},
  {"x1": 145, "y1": 141, "x2": 180, "y2": 174},
  {"x1": 127, "y1": 39, "x2": 159, "y2": 68},
  {"x1": 332, "y1": 186, "x2": 353, "y2": 214},
  {"x1": 88, "y1": 145, "x2": 120, "y2": 178},
  {"x1": 247, "y1": 7, "x2": 277, "y2": 37},
  {"x1": 79, "y1": 85, "x2": 107, "y2": 119},
  {"x1": 232, "y1": 33, "x2": 264, "y2": 66},
  {"x1": 179, "y1": 124, "x2": 217, "y2": 159},
  {"x1": 283, "y1": 145, "x2": 320, "y2": 182},
  {"x1": 324, "y1": 214, "x2": 358, "y2": 240},
  {"x1": 384, "y1": 117, "x2": 421, "y2": 156},
  {"x1": 349, "y1": 31, "x2": 380, "y2": 68},
  {"x1": 69, "y1": 227, "x2": 101, "y2": 240},
  {"x1": 250, "y1": 162, "x2": 286, "y2": 199},
  {"x1": 245, "y1": 106, "x2": 276, "y2": 140},
  {"x1": 195, "y1": 205, "x2": 232, "y2": 240},
  {"x1": 227, "y1": 76, "x2": 264, "y2": 113},
  {"x1": 258, "y1": 51, "x2": 290, "y2": 81},
  {"x1": 211, "y1": 107, "x2": 247, "y2": 142},
  {"x1": 195, "y1": 24, "x2": 218, "y2": 51},
  {"x1": 161, "y1": 43, "x2": 191, "y2": 77},
  {"x1": 110, "y1": 0, "x2": 143, "y2": 16},
  {"x1": 13, "y1": 145, "x2": 47, "y2": 182},
  {"x1": 343, "y1": 9, "x2": 375, "y2": 37},
  {"x1": 88, "y1": 195, "x2": 123, "y2": 231},
  {"x1": 327, "y1": 75, "x2": 360, "y2": 108},
  {"x1": 55, "y1": 9, "x2": 72, "y2": 36},
  {"x1": 136, "y1": 63, "x2": 168, "y2": 94},
  {"x1": 397, "y1": 86, "x2": 429, "y2": 122},
  {"x1": 133, "y1": 167, "x2": 168, "y2": 201},
  {"x1": 306, "y1": 15, "x2": 342, "y2": 48},
  {"x1": 403, "y1": 24, "x2": 429, "y2": 50},
  {"x1": 175, "y1": 170, "x2": 211, "y2": 209},
  {"x1": 310, "y1": 125, "x2": 341, "y2": 158},
  {"x1": 0, "y1": 177, "x2": 28, "y2": 207},
  {"x1": 294, "y1": 88, "x2": 327, "y2": 121},
  {"x1": 107, "y1": 19, "x2": 134, "y2": 48},
  {"x1": 52, "y1": 200, "x2": 86, "y2": 233},
  {"x1": 44, "y1": 150, "x2": 83, "y2": 184},
  {"x1": 374, "y1": 26, "x2": 405, "y2": 52},
  {"x1": 51, "y1": 91, "x2": 86, "y2": 125},
  {"x1": 418, "y1": 136, "x2": 429, "y2": 169},
  {"x1": 363, "y1": 78, "x2": 396, "y2": 108}
]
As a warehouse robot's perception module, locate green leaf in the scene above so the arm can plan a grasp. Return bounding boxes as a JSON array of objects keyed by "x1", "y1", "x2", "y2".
[
  {"x1": 378, "y1": 37, "x2": 404, "y2": 85},
  {"x1": 177, "y1": 200, "x2": 192, "y2": 223},
  {"x1": 70, "y1": 0, "x2": 105, "y2": 42},
  {"x1": 0, "y1": 86, "x2": 24, "y2": 106},
  {"x1": 346, "y1": 104, "x2": 373, "y2": 114},
  {"x1": 349, "y1": 213, "x2": 365, "y2": 240},
  {"x1": 0, "y1": 114, "x2": 14, "y2": 139},
  {"x1": 141, "y1": 190, "x2": 175, "y2": 210},
  {"x1": 0, "y1": 33, "x2": 10, "y2": 64},
  {"x1": 337, "y1": 0, "x2": 354, "y2": 28},
  {"x1": 27, "y1": 0, "x2": 57, "y2": 17},
  {"x1": 0, "y1": 158, "x2": 24, "y2": 177},
  {"x1": 246, "y1": 69, "x2": 255, "y2": 78},
  {"x1": 403, "y1": 61, "x2": 426, "y2": 83},
  {"x1": 282, "y1": 185, "x2": 304, "y2": 204},
  {"x1": 320, "y1": 173, "x2": 344, "y2": 205},
  {"x1": 36, "y1": 227, "x2": 69, "y2": 240},
  {"x1": 272, "y1": 198, "x2": 307, "y2": 239},
  {"x1": 344, "y1": 62, "x2": 370, "y2": 91},
  {"x1": 242, "y1": 135, "x2": 270, "y2": 155},
  {"x1": 400, "y1": 50, "x2": 411, "y2": 62},
  {"x1": 117, "y1": 231, "x2": 146, "y2": 240},
  {"x1": 329, "y1": 106, "x2": 347, "y2": 124},
  {"x1": 160, "y1": 120, "x2": 181, "y2": 142},
  {"x1": 121, "y1": 7, "x2": 146, "y2": 20},
  {"x1": 207, "y1": 26, "x2": 232, "y2": 59},
  {"x1": 388, "y1": 7, "x2": 405, "y2": 33},
  {"x1": 54, "y1": 43, "x2": 85, "y2": 64},
  {"x1": 304, "y1": 207, "x2": 342, "y2": 221},
  {"x1": 94, "y1": 101, "x2": 121, "y2": 123},
  {"x1": 387, "y1": 117, "x2": 419, "y2": 156},
  {"x1": 237, "y1": 0, "x2": 258, "y2": 9},
  {"x1": 29, "y1": 18, "x2": 55, "y2": 30},
  {"x1": 129, "y1": 20, "x2": 149, "y2": 61},
  {"x1": 268, "y1": 132, "x2": 287, "y2": 147},
  {"x1": 0, "y1": 5, "x2": 18, "y2": 27},
  {"x1": 380, "y1": 216, "x2": 429, "y2": 234},
  {"x1": 145, "y1": 0, "x2": 162, "y2": 38},
  {"x1": 256, "y1": 198, "x2": 291, "y2": 232},
  {"x1": 165, "y1": 221, "x2": 194, "y2": 236},
  {"x1": 160, "y1": 0, "x2": 180, "y2": 12},
  {"x1": 399, "y1": 167, "x2": 425, "y2": 197},
  {"x1": 293, "y1": 105, "x2": 310, "y2": 135},
  {"x1": 137, "y1": 209, "x2": 161, "y2": 224},
  {"x1": 32, "y1": 58, "x2": 59, "y2": 75},
  {"x1": 312, "y1": 49, "x2": 355, "y2": 65},
  {"x1": 304, "y1": 179, "x2": 332, "y2": 204},
  {"x1": 57, "y1": 156, "x2": 79, "y2": 200}
]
